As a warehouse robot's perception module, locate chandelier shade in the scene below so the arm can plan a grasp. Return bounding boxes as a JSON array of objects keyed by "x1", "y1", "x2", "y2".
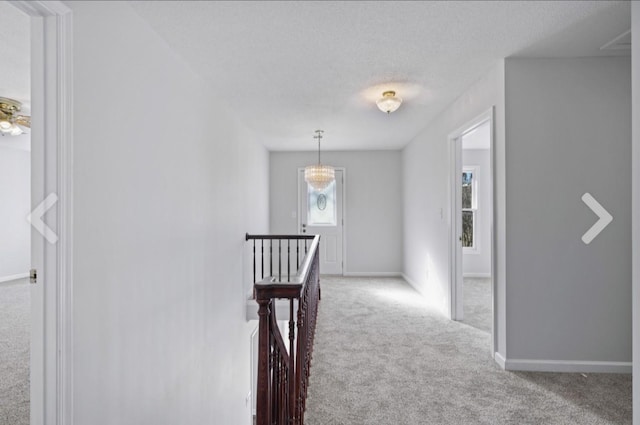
[
  {"x1": 304, "y1": 164, "x2": 335, "y2": 191},
  {"x1": 0, "y1": 120, "x2": 24, "y2": 136},
  {"x1": 304, "y1": 130, "x2": 335, "y2": 191}
]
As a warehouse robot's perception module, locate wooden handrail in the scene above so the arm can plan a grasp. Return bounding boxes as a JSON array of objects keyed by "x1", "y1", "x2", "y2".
[
  {"x1": 246, "y1": 233, "x2": 316, "y2": 283},
  {"x1": 253, "y1": 234, "x2": 321, "y2": 425},
  {"x1": 247, "y1": 233, "x2": 315, "y2": 241}
]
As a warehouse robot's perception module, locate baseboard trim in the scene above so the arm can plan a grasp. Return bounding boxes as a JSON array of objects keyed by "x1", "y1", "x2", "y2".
[
  {"x1": 343, "y1": 272, "x2": 402, "y2": 277},
  {"x1": 504, "y1": 358, "x2": 631, "y2": 374},
  {"x1": 400, "y1": 273, "x2": 418, "y2": 288},
  {"x1": 0, "y1": 272, "x2": 29, "y2": 283},
  {"x1": 463, "y1": 273, "x2": 491, "y2": 278},
  {"x1": 494, "y1": 352, "x2": 506, "y2": 370}
]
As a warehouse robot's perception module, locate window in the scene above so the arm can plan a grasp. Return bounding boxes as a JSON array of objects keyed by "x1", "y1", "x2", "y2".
[
  {"x1": 307, "y1": 180, "x2": 337, "y2": 226},
  {"x1": 462, "y1": 167, "x2": 477, "y2": 251}
]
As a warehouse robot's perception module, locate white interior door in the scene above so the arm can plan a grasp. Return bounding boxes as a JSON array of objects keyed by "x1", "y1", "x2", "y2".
[{"x1": 298, "y1": 169, "x2": 344, "y2": 275}]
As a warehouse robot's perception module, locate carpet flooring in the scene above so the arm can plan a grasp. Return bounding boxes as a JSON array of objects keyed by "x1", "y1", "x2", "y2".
[
  {"x1": 304, "y1": 277, "x2": 631, "y2": 425},
  {"x1": 462, "y1": 277, "x2": 492, "y2": 333},
  {"x1": 0, "y1": 278, "x2": 29, "y2": 425}
]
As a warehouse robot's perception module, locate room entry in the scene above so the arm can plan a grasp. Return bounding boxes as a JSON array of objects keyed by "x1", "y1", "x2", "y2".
[
  {"x1": 298, "y1": 168, "x2": 344, "y2": 275},
  {"x1": 449, "y1": 109, "x2": 495, "y2": 351}
]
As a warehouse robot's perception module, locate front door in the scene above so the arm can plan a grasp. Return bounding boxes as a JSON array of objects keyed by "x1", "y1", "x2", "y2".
[{"x1": 298, "y1": 168, "x2": 344, "y2": 275}]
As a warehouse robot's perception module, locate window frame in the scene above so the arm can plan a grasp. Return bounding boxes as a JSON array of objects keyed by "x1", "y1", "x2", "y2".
[{"x1": 462, "y1": 165, "x2": 479, "y2": 253}]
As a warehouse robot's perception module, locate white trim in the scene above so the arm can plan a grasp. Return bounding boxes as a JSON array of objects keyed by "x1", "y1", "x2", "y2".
[
  {"x1": 504, "y1": 358, "x2": 632, "y2": 374},
  {"x1": 401, "y1": 273, "x2": 418, "y2": 289},
  {"x1": 343, "y1": 272, "x2": 402, "y2": 277},
  {"x1": 463, "y1": 273, "x2": 491, "y2": 278},
  {"x1": 494, "y1": 352, "x2": 506, "y2": 370},
  {"x1": 250, "y1": 325, "x2": 258, "y2": 418},
  {"x1": 448, "y1": 134, "x2": 462, "y2": 320},
  {"x1": 0, "y1": 273, "x2": 30, "y2": 283},
  {"x1": 10, "y1": 2, "x2": 74, "y2": 424}
]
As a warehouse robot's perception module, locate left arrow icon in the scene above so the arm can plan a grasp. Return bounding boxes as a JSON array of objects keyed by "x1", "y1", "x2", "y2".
[
  {"x1": 27, "y1": 193, "x2": 59, "y2": 244},
  {"x1": 581, "y1": 193, "x2": 613, "y2": 245}
]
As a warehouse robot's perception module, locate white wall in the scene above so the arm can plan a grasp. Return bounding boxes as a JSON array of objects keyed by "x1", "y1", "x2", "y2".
[
  {"x1": 70, "y1": 2, "x2": 268, "y2": 424},
  {"x1": 462, "y1": 149, "x2": 491, "y2": 277},
  {"x1": 631, "y1": 1, "x2": 639, "y2": 421},
  {"x1": 504, "y1": 57, "x2": 631, "y2": 369},
  {"x1": 270, "y1": 151, "x2": 403, "y2": 275},
  {"x1": 0, "y1": 142, "x2": 30, "y2": 280},
  {"x1": 402, "y1": 62, "x2": 506, "y2": 359}
]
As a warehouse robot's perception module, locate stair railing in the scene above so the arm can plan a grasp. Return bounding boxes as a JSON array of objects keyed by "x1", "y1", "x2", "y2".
[{"x1": 246, "y1": 233, "x2": 321, "y2": 425}]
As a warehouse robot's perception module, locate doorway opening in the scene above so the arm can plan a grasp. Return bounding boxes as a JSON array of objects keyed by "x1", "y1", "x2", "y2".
[
  {"x1": 0, "y1": 3, "x2": 31, "y2": 424},
  {"x1": 297, "y1": 168, "x2": 345, "y2": 275},
  {"x1": 449, "y1": 109, "x2": 495, "y2": 348}
]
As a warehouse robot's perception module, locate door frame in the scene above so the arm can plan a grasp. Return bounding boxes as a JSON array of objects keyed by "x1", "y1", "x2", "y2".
[
  {"x1": 297, "y1": 167, "x2": 347, "y2": 275},
  {"x1": 10, "y1": 1, "x2": 74, "y2": 424},
  {"x1": 448, "y1": 107, "x2": 495, "y2": 353}
]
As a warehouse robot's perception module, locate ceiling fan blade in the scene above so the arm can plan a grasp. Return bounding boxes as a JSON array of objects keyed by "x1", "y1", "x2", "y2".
[{"x1": 15, "y1": 115, "x2": 31, "y2": 128}]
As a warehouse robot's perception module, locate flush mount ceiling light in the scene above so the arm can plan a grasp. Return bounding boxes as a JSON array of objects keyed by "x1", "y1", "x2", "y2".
[
  {"x1": 376, "y1": 90, "x2": 402, "y2": 114},
  {"x1": 304, "y1": 130, "x2": 335, "y2": 191},
  {"x1": 0, "y1": 97, "x2": 30, "y2": 136}
]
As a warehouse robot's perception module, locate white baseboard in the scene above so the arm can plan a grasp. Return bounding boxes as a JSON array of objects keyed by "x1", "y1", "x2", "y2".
[
  {"x1": 494, "y1": 352, "x2": 506, "y2": 369},
  {"x1": 463, "y1": 273, "x2": 491, "y2": 278},
  {"x1": 401, "y1": 273, "x2": 417, "y2": 287},
  {"x1": 343, "y1": 272, "x2": 402, "y2": 277},
  {"x1": 504, "y1": 358, "x2": 631, "y2": 374},
  {"x1": 0, "y1": 272, "x2": 29, "y2": 283}
]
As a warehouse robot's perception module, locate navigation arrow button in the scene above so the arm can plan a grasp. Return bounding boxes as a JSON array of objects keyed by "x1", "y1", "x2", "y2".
[
  {"x1": 581, "y1": 193, "x2": 612, "y2": 245},
  {"x1": 27, "y1": 193, "x2": 59, "y2": 244}
]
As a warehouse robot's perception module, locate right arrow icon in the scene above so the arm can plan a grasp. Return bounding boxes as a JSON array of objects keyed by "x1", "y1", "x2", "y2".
[{"x1": 581, "y1": 193, "x2": 613, "y2": 245}]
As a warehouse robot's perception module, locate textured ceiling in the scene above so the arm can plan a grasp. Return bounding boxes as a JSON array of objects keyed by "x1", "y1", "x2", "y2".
[
  {"x1": 131, "y1": 1, "x2": 627, "y2": 151},
  {"x1": 0, "y1": 1, "x2": 30, "y2": 110}
]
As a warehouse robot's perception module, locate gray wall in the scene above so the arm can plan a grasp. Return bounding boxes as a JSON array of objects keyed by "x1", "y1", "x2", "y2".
[
  {"x1": 505, "y1": 57, "x2": 631, "y2": 365},
  {"x1": 402, "y1": 61, "x2": 507, "y2": 359},
  {"x1": 0, "y1": 143, "x2": 30, "y2": 280},
  {"x1": 631, "y1": 2, "x2": 639, "y2": 421},
  {"x1": 71, "y1": 2, "x2": 269, "y2": 424},
  {"x1": 270, "y1": 151, "x2": 403, "y2": 275},
  {"x1": 463, "y1": 149, "x2": 492, "y2": 276}
]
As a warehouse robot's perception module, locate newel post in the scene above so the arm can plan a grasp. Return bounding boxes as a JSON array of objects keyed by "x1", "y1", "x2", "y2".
[{"x1": 256, "y1": 298, "x2": 271, "y2": 425}]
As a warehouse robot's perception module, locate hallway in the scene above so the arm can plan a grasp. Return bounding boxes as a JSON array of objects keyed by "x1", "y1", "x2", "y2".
[{"x1": 304, "y1": 277, "x2": 631, "y2": 425}]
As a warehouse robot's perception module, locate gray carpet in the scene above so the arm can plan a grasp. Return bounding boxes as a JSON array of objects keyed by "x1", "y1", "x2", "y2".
[
  {"x1": 0, "y1": 278, "x2": 30, "y2": 425},
  {"x1": 305, "y1": 277, "x2": 631, "y2": 425},
  {"x1": 462, "y1": 277, "x2": 492, "y2": 333}
]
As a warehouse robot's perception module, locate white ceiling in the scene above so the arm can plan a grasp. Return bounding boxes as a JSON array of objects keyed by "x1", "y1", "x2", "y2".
[
  {"x1": 129, "y1": 1, "x2": 630, "y2": 151},
  {"x1": 2, "y1": 2, "x2": 630, "y2": 152},
  {"x1": 462, "y1": 120, "x2": 490, "y2": 151}
]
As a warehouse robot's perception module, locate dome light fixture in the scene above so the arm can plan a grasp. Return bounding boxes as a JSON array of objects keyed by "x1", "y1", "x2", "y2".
[
  {"x1": 376, "y1": 90, "x2": 402, "y2": 114},
  {"x1": 304, "y1": 130, "x2": 335, "y2": 191}
]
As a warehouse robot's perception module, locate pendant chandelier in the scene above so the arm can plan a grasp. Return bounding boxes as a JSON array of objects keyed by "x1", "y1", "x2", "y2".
[{"x1": 304, "y1": 130, "x2": 335, "y2": 191}]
